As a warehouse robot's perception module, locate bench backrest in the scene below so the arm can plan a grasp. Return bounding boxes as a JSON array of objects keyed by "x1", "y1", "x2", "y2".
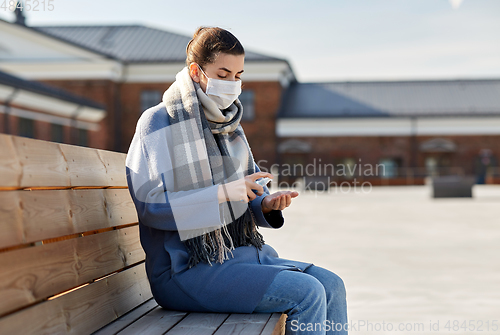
[{"x1": 0, "y1": 134, "x2": 151, "y2": 334}]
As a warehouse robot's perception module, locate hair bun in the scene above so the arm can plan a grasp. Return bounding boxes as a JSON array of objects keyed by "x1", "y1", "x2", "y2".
[
  {"x1": 192, "y1": 26, "x2": 208, "y2": 39},
  {"x1": 185, "y1": 27, "x2": 244, "y2": 68}
]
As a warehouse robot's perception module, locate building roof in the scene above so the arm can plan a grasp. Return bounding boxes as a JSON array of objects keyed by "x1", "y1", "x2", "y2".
[
  {"x1": 32, "y1": 25, "x2": 287, "y2": 63},
  {"x1": 0, "y1": 69, "x2": 103, "y2": 109},
  {"x1": 278, "y1": 79, "x2": 500, "y2": 118}
]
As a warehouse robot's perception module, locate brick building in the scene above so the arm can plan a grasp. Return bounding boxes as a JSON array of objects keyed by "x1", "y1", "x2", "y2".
[{"x1": 277, "y1": 80, "x2": 500, "y2": 185}]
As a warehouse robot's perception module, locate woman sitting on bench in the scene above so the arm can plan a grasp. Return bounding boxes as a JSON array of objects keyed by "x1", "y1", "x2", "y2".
[{"x1": 125, "y1": 26, "x2": 347, "y2": 335}]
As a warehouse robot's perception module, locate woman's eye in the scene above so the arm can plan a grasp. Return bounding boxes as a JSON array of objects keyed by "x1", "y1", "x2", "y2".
[{"x1": 218, "y1": 75, "x2": 227, "y2": 79}]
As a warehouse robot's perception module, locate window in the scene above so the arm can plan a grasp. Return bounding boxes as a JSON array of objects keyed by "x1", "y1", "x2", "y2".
[
  {"x1": 140, "y1": 90, "x2": 162, "y2": 114},
  {"x1": 18, "y1": 117, "x2": 34, "y2": 138},
  {"x1": 239, "y1": 90, "x2": 255, "y2": 121},
  {"x1": 51, "y1": 123, "x2": 64, "y2": 143},
  {"x1": 379, "y1": 158, "x2": 401, "y2": 178},
  {"x1": 425, "y1": 157, "x2": 438, "y2": 177},
  {"x1": 340, "y1": 158, "x2": 356, "y2": 179},
  {"x1": 77, "y1": 128, "x2": 88, "y2": 147}
]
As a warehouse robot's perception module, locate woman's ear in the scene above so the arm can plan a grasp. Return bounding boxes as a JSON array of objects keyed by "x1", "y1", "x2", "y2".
[{"x1": 189, "y1": 63, "x2": 201, "y2": 83}]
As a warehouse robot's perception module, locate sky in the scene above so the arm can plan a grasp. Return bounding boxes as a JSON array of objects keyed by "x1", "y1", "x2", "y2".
[{"x1": 1, "y1": 0, "x2": 499, "y2": 82}]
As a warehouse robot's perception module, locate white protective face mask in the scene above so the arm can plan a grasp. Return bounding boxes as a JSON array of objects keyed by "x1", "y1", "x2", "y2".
[{"x1": 197, "y1": 64, "x2": 242, "y2": 110}]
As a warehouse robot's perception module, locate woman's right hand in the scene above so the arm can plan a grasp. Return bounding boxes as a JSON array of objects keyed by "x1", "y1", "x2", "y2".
[
  {"x1": 244, "y1": 172, "x2": 273, "y2": 200},
  {"x1": 218, "y1": 172, "x2": 273, "y2": 203}
]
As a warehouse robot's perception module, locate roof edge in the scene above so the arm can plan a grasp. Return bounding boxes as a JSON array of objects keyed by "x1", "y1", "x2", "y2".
[
  {"x1": 0, "y1": 69, "x2": 104, "y2": 110},
  {"x1": 299, "y1": 77, "x2": 500, "y2": 85},
  {"x1": 0, "y1": 18, "x2": 114, "y2": 61}
]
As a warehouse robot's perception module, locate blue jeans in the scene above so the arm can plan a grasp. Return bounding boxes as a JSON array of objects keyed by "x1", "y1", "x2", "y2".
[{"x1": 253, "y1": 265, "x2": 348, "y2": 334}]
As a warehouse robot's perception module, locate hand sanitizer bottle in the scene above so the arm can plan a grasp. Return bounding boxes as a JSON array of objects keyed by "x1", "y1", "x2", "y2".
[{"x1": 256, "y1": 177, "x2": 272, "y2": 187}]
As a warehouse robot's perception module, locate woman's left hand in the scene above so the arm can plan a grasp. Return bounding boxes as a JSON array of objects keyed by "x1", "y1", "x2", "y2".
[{"x1": 261, "y1": 191, "x2": 299, "y2": 213}]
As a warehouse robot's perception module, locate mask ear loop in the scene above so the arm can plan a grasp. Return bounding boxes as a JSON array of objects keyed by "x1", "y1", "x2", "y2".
[{"x1": 197, "y1": 64, "x2": 209, "y2": 80}]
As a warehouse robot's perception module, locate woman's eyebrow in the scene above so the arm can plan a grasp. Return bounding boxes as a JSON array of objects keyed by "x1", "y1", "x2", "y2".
[{"x1": 219, "y1": 67, "x2": 244, "y2": 74}]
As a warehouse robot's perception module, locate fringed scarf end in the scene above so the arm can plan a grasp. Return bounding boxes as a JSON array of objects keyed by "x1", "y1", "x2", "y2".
[{"x1": 184, "y1": 205, "x2": 265, "y2": 268}]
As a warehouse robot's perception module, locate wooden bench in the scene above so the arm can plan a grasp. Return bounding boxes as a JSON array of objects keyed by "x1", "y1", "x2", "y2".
[{"x1": 0, "y1": 134, "x2": 286, "y2": 335}]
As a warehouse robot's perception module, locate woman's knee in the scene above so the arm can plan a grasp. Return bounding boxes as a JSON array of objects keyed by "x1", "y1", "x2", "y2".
[
  {"x1": 257, "y1": 270, "x2": 327, "y2": 314},
  {"x1": 299, "y1": 273, "x2": 328, "y2": 306},
  {"x1": 305, "y1": 266, "x2": 346, "y2": 301},
  {"x1": 328, "y1": 272, "x2": 346, "y2": 300},
  {"x1": 280, "y1": 271, "x2": 326, "y2": 306}
]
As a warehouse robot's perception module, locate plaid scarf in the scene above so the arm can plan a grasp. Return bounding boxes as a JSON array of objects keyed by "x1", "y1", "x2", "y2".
[{"x1": 162, "y1": 67, "x2": 265, "y2": 268}]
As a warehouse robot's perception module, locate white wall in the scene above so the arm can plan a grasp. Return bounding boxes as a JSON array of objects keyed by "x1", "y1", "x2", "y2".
[{"x1": 277, "y1": 117, "x2": 500, "y2": 137}]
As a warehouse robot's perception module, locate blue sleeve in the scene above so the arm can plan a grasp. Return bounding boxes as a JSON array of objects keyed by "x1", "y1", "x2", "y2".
[{"x1": 126, "y1": 165, "x2": 220, "y2": 232}]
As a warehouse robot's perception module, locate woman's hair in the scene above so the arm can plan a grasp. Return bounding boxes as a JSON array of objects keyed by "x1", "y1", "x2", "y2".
[{"x1": 186, "y1": 27, "x2": 245, "y2": 68}]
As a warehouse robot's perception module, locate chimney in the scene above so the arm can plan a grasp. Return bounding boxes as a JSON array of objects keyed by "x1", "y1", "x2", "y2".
[{"x1": 14, "y1": 2, "x2": 26, "y2": 26}]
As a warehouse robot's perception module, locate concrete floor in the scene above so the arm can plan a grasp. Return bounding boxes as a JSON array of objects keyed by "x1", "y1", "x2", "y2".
[{"x1": 262, "y1": 184, "x2": 500, "y2": 334}]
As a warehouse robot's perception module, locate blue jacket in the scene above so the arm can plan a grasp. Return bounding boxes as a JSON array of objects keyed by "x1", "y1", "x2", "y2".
[{"x1": 125, "y1": 102, "x2": 313, "y2": 313}]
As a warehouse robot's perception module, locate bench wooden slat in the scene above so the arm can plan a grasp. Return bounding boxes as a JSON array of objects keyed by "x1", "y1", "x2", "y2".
[
  {"x1": 96, "y1": 149, "x2": 128, "y2": 187},
  {"x1": 166, "y1": 313, "x2": 229, "y2": 335},
  {"x1": 60, "y1": 142, "x2": 108, "y2": 187},
  {"x1": 0, "y1": 135, "x2": 22, "y2": 188},
  {"x1": 0, "y1": 134, "x2": 128, "y2": 189},
  {"x1": 0, "y1": 191, "x2": 23, "y2": 249},
  {"x1": 11, "y1": 135, "x2": 70, "y2": 188},
  {"x1": 0, "y1": 262, "x2": 152, "y2": 335},
  {"x1": 91, "y1": 299, "x2": 159, "y2": 335},
  {"x1": 19, "y1": 189, "x2": 73, "y2": 243},
  {"x1": 0, "y1": 226, "x2": 144, "y2": 317},
  {"x1": 117, "y1": 306, "x2": 187, "y2": 335},
  {"x1": 0, "y1": 188, "x2": 138, "y2": 248},
  {"x1": 212, "y1": 313, "x2": 271, "y2": 335},
  {"x1": 94, "y1": 303, "x2": 287, "y2": 335},
  {"x1": 260, "y1": 313, "x2": 286, "y2": 335}
]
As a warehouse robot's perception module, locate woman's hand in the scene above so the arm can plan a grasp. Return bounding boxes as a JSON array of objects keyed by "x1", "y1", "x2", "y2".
[
  {"x1": 244, "y1": 172, "x2": 273, "y2": 200},
  {"x1": 217, "y1": 172, "x2": 273, "y2": 203},
  {"x1": 261, "y1": 191, "x2": 299, "y2": 214}
]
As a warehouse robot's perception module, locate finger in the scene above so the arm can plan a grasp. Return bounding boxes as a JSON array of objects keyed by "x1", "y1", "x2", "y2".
[
  {"x1": 290, "y1": 191, "x2": 299, "y2": 198},
  {"x1": 250, "y1": 182, "x2": 264, "y2": 195},
  {"x1": 270, "y1": 197, "x2": 277, "y2": 210},
  {"x1": 285, "y1": 194, "x2": 291, "y2": 207},
  {"x1": 246, "y1": 188, "x2": 256, "y2": 200},
  {"x1": 250, "y1": 172, "x2": 273, "y2": 180},
  {"x1": 279, "y1": 195, "x2": 287, "y2": 210},
  {"x1": 273, "y1": 195, "x2": 282, "y2": 210}
]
